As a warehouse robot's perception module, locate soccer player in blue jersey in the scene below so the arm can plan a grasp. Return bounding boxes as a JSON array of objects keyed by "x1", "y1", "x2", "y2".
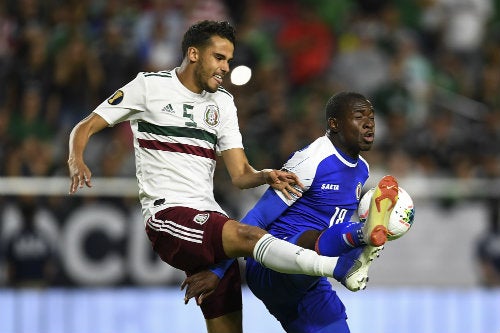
[{"x1": 183, "y1": 91, "x2": 399, "y2": 333}]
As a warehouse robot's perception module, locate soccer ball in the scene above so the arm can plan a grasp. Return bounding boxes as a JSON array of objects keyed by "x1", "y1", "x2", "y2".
[{"x1": 358, "y1": 186, "x2": 415, "y2": 240}]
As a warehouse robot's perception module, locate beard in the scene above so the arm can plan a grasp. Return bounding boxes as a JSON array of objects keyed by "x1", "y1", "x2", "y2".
[{"x1": 194, "y1": 62, "x2": 217, "y2": 93}]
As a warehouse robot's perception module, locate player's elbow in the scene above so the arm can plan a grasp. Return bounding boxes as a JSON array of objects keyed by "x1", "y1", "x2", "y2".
[{"x1": 230, "y1": 177, "x2": 245, "y2": 189}]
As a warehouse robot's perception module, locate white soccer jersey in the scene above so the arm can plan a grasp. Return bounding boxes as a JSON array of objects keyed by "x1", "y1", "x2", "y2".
[{"x1": 93, "y1": 68, "x2": 243, "y2": 220}]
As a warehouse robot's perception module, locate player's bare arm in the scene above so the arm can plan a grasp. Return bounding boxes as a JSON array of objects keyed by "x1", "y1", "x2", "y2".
[
  {"x1": 221, "y1": 148, "x2": 303, "y2": 199},
  {"x1": 68, "y1": 113, "x2": 109, "y2": 194}
]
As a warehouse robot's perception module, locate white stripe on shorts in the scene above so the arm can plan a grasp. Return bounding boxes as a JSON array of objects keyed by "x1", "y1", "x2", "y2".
[{"x1": 148, "y1": 216, "x2": 204, "y2": 244}]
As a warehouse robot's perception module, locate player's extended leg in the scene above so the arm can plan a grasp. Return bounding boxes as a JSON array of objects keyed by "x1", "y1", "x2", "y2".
[
  {"x1": 362, "y1": 175, "x2": 399, "y2": 246},
  {"x1": 315, "y1": 222, "x2": 365, "y2": 257},
  {"x1": 222, "y1": 220, "x2": 339, "y2": 278},
  {"x1": 335, "y1": 176, "x2": 399, "y2": 291},
  {"x1": 315, "y1": 176, "x2": 399, "y2": 257},
  {"x1": 205, "y1": 311, "x2": 242, "y2": 333},
  {"x1": 313, "y1": 221, "x2": 384, "y2": 291},
  {"x1": 199, "y1": 260, "x2": 243, "y2": 333}
]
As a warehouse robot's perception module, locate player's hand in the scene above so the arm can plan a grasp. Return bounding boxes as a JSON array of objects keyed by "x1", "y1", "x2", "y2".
[
  {"x1": 181, "y1": 270, "x2": 220, "y2": 305},
  {"x1": 264, "y1": 169, "x2": 304, "y2": 200},
  {"x1": 68, "y1": 158, "x2": 92, "y2": 194}
]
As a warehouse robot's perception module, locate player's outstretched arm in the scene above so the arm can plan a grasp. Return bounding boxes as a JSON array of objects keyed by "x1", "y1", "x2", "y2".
[
  {"x1": 221, "y1": 148, "x2": 303, "y2": 199},
  {"x1": 68, "y1": 113, "x2": 109, "y2": 194}
]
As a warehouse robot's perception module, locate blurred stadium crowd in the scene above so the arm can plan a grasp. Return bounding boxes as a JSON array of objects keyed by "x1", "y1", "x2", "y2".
[
  {"x1": 0, "y1": 0, "x2": 500, "y2": 286},
  {"x1": 1, "y1": 0, "x2": 500, "y2": 190}
]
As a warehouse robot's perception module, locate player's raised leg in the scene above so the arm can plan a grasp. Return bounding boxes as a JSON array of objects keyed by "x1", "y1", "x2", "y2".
[
  {"x1": 223, "y1": 221, "x2": 338, "y2": 278},
  {"x1": 362, "y1": 175, "x2": 399, "y2": 246}
]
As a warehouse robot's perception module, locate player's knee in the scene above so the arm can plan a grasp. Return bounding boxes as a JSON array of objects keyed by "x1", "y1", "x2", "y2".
[
  {"x1": 296, "y1": 230, "x2": 322, "y2": 250},
  {"x1": 235, "y1": 223, "x2": 266, "y2": 243},
  {"x1": 222, "y1": 220, "x2": 266, "y2": 257}
]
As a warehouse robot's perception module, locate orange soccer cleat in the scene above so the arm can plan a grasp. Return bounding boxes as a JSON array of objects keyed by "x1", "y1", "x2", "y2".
[{"x1": 362, "y1": 175, "x2": 399, "y2": 246}]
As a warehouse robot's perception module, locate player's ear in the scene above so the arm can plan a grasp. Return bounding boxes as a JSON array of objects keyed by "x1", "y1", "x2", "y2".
[
  {"x1": 187, "y1": 46, "x2": 199, "y2": 63},
  {"x1": 328, "y1": 117, "x2": 339, "y2": 133}
]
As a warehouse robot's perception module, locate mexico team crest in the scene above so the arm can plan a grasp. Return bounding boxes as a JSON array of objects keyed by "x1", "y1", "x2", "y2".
[
  {"x1": 204, "y1": 105, "x2": 220, "y2": 127},
  {"x1": 193, "y1": 213, "x2": 210, "y2": 225}
]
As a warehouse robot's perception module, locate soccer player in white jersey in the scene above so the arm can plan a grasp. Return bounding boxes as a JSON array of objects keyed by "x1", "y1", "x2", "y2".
[
  {"x1": 66, "y1": 21, "x2": 389, "y2": 333},
  {"x1": 184, "y1": 92, "x2": 400, "y2": 333}
]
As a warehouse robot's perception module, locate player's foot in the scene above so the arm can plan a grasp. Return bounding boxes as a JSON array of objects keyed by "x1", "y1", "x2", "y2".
[
  {"x1": 333, "y1": 245, "x2": 384, "y2": 292},
  {"x1": 362, "y1": 175, "x2": 399, "y2": 246}
]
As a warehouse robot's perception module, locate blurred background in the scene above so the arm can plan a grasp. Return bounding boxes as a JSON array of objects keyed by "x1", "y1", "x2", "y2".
[{"x1": 0, "y1": 0, "x2": 499, "y2": 332}]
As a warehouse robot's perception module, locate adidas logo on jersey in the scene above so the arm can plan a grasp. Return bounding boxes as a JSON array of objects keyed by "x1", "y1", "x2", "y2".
[{"x1": 161, "y1": 104, "x2": 174, "y2": 113}]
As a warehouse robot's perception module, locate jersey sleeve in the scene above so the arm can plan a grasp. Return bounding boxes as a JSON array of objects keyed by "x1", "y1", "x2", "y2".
[
  {"x1": 215, "y1": 95, "x2": 243, "y2": 153},
  {"x1": 241, "y1": 187, "x2": 289, "y2": 230},
  {"x1": 93, "y1": 73, "x2": 147, "y2": 125},
  {"x1": 274, "y1": 152, "x2": 315, "y2": 206}
]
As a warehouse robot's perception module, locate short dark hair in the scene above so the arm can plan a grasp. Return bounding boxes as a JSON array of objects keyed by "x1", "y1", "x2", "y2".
[
  {"x1": 325, "y1": 91, "x2": 368, "y2": 121},
  {"x1": 181, "y1": 20, "x2": 236, "y2": 56}
]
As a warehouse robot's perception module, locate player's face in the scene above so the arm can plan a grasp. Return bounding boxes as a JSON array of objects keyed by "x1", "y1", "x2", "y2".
[
  {"x1": 194, "y1": 36, "x2": 234, "y2": 93},
  {"x1": 336, "y1": 98, "x2": 375, "y2": 157}
]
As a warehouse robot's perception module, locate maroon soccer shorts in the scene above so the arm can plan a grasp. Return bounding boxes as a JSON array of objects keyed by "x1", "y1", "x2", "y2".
[
  {"x1": 199, "y1": 259, "x2": 242, "y2": 319},
  {"x1": 145, "y1": 206, "x2": 242, "y2": 318}
]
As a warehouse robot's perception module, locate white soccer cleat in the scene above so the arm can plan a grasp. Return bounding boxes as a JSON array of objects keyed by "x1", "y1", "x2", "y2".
[
  {"x1": 334, "y1": 245, "x2": 384, "y2": 292},
  {"x1": 362, "y1": 175, "x2": 399, "y2": 246}
]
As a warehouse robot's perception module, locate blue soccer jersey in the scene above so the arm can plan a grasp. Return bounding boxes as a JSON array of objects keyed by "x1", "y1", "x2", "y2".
[
  {"x1": 267, "y1": 135, "x2": 369, "y2": 239},
  {"x1": 242, "y1": 135, "x2": 370, "y2": 333}
]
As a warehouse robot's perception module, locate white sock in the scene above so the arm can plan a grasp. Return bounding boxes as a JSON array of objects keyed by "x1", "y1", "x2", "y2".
[{"x1": 253, "y1": 234, "x2": 337, "y2": 278}]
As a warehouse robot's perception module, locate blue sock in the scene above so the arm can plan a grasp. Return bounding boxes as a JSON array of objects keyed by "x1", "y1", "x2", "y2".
[{"x1": 315, "y1": 222, "x2": 365, "y2": 257}]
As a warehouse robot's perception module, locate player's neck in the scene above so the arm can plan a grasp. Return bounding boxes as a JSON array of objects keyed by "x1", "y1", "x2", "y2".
[
  {"x1": 327, "y1": 133, "x2": 359, "y2": 160},
  {"x1": 176, "y1": 64, "x2": 203, "y2": 94}
]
